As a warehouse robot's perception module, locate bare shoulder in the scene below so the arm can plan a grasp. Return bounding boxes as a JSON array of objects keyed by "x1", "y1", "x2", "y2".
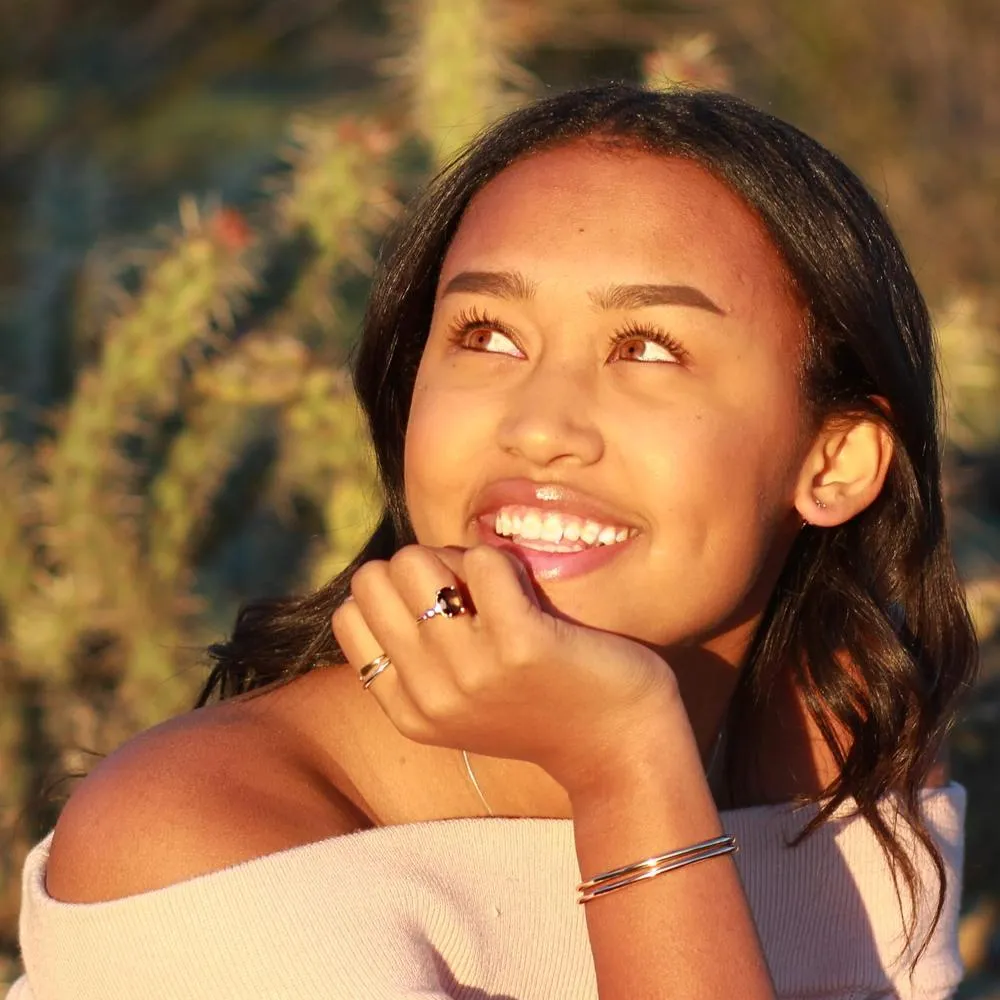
[{"x1": 45, "y1": 677, "x2": 374, "y2": 904}]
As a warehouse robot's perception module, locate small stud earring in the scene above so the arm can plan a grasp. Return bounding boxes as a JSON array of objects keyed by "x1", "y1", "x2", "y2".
[{"x1": 814, "y1": 498, "x2": 827, "y2": 509}]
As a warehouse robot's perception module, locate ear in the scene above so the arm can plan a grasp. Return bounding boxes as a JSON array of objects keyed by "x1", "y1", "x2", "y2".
[{"x1": 794, "y1": 411, "x2": 894, "y2": 527}]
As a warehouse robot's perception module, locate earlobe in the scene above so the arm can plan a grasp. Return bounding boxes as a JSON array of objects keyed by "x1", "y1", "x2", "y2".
[{"x1": 795, "y1": 417, "x2": 894, "y2": 527}]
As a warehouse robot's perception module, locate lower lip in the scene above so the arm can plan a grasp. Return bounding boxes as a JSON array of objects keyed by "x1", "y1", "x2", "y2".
[{"x1": 474, "y1": 518, "x2": 637, "y2": 581}]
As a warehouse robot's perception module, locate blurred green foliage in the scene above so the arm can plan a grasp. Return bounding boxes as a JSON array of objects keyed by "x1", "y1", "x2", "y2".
[{"x1": 0, "y1": 0, "x2": 998, "y2": 992}]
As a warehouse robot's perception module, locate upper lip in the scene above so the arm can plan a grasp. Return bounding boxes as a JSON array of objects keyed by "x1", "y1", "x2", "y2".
[{"x1": 470, "y1": 478, "x2": 642, "y2": 529}]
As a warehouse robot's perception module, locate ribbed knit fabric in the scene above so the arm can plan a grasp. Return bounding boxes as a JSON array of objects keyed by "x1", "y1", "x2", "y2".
[{"x1": 8, "y1": 785, "x2": 965, "y2": 1000}]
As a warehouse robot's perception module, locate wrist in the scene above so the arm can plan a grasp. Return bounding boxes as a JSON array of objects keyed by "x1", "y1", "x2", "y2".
[
  {"x1": 568, "y1": 708, "x2": 728, "y2": 900},
  {"x1": 562, "y1": 686, "x2": 704, "y2": 810}
]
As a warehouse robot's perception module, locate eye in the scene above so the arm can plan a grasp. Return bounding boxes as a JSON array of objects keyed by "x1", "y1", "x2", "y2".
[
  {"x1": 464, "y1": 329, "x2": 521, "y2": 357},
  {"x1": 447, "y1": 308, "x2": 523, "y2": 358},
  {"x1": 607, "y1": 322, "x2": 688, "y2": 365}
]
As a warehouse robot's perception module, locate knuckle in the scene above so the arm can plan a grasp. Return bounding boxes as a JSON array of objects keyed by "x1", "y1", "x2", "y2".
[
  {"x1": 330, "y1": 602, "x2": 350, "y2": 634},
  {"x1": 417, "y1": 684, "x2": 462, "y2": 722},
  {"x1": 330, "y1": 597, "x2": 363, "y2": 640},
  {"x1": 497, "y1": 629, "x2": 536, "y2": 670},
  {"x1": 464, "y1": 546, "x2": 504, "y2": 592},
  {"x1": 349, "y1": 561, "x2": 385, "y2": 599},
  {"x1": 453, "y1": 663, "x2": 488, "y2": 699},
  {"x1": 331, "y1": 590, "x2": 357, "y2": 617},
  {"x1": 390, "y1": 544, "x2": 429, "y2": 575},
  {"x1": 394, "y1": 707, "x2": 435, "y2": 744},
  {"x1": 470, "y1": 543, "x2": 515, "y2": 578},
  {"x1": 463, "y1": 544, "x2": 494, "y2": 576}
]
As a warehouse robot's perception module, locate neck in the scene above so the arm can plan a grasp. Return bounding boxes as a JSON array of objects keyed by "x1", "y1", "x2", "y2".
[{"x1": 662, "y1": 642, "x2": 746, "y2": 765}]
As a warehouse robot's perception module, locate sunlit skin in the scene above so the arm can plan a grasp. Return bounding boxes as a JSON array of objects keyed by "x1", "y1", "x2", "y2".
[{"x1": 402, "y1": 144, "x2": 820, "y2": 762}]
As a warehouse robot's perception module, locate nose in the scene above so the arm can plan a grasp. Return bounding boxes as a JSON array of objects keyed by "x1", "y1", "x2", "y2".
[{"x1": 496, "y1": 362, "x2": 605, "y2": 468}]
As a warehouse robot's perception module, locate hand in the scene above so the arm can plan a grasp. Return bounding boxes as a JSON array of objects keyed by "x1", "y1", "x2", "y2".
[{"x1": 330, "y1": 543, "x2": 683, "y2": 797}]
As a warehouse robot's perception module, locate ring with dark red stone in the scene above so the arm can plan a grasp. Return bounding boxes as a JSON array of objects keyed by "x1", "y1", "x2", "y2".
[{"x1": 415, "y1": 586, "x2": 469, "y2": 625}]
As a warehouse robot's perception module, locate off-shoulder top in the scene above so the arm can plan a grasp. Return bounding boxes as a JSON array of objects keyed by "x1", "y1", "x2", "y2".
[{"x1": 7, "y1": 785, "x2": 966, "y2": 999}]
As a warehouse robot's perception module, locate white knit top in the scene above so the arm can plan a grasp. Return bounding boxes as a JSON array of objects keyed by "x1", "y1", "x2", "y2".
[{"x1": 8, "y1": 785, "x2": 965, "y2": 1000}]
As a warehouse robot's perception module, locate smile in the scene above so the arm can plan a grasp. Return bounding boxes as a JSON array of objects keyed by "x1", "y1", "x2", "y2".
[
  {"x1": 492, "y1": 504, "x2": 638, "y2": 552},
  {"x1": 476, "y1": 510, "x2": 640, "y2": 582}
]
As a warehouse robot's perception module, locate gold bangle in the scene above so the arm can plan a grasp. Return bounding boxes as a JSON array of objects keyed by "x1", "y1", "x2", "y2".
[
  {"x1": 577, "y1": 833, "x2": 735, "y2": 892},
  {"x1": 577, "y1": 835, "x2": 738, "y2": 904}
]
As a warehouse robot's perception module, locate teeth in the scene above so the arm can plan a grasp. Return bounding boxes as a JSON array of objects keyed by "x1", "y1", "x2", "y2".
[
  {"x1": 520, "y1": 511, "x2": 542, "y2": 540},
  {"x1": 491, "y1": 506, "x2": 636, "y2": 549},
  {"x1": 597, "y1": 525, "x2": 618, "y2": 546},
  {"x1": 540, "y1": 515, "x2": 564, "y2": 543}
]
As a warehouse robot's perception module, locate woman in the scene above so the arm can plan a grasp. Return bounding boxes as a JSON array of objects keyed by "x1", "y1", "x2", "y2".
[{"x1": 10, "y1": 83, "x2": 976, "y2": 1000}]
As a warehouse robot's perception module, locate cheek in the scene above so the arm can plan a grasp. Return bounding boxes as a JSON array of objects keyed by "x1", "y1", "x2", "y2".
[
  {"x1": 403, "y1": 377, "x2": 498, "y2": 542},
  {"x1": 631, "y1": 417, "x2": 755, "y2": 587},
  {"x1": 680, "y1": 361, "x2": 806, "y2": 508},
  {"x1": 621, "y1": 393, "x2": 802, "y2": 634},
  {"x1": 626, "y1": 400, "x2": 788, "y2": 522}
]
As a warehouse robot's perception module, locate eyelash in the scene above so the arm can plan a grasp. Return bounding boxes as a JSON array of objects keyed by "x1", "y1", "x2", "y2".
[
  {"x1": 447, "y1": 307, "x2": 519, "y2": 348},
  {"x1": 608, "y1": 319, "x2": 690, "y2": 365},
  {"x1": 446, "y1": 307, "x2": 690, "y2": 365}
]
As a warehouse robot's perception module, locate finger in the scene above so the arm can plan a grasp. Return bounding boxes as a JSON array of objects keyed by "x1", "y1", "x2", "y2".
[
  {"x1": 331, "y1": 595, "x2": 400, "y2": 697},
  {"x1": 461, "y1": 545, "x2": 546, "y2": 635},
  {"x1": 349, "y1": 556, "x2": 461, "y2": 712},
  {"x1": 387, "y1": 545, "x2": 477, "y2": 625},
  {"x1": 331, "y1": 595, "x2": 428, "y2": 736},
  {"x1": 349, "y1": 558, "x2": 425, "y2": 659},
  {"x1": 430, "y1": 544, "x2": 546, "y2": 619}
]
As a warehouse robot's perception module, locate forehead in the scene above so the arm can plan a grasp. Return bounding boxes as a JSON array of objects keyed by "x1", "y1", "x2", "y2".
[{"x1": 438, "y1": 143, "x2": 797, "y2": 310}]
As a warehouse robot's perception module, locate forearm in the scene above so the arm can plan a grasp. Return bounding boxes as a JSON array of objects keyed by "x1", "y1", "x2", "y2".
[{"x1": 569, "y1": 701, "x2": 775, "y2": 1000}]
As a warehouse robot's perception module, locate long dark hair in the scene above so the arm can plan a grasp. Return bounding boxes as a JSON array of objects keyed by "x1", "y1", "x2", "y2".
[{"x1": 197, "y1": 83, "x2": 978, "y2": 961}]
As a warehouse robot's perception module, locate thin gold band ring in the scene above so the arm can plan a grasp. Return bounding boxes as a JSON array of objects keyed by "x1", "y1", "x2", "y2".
[{"x1": 358, "y1": 653, "x2": 392, "y2": 689}]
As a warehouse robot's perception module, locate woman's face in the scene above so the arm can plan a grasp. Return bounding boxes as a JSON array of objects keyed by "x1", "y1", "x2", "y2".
[{"x1": 404, "y1": 142, "x2": 813, "y2": 662}]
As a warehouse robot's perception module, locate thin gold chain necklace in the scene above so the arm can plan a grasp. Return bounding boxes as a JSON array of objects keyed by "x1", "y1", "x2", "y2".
[
  {"x1": 462, "y1": 750, "x2": 494, "y2": 816},
  {"x1": 463, "y1": 727, "x2": 725, "y2": 819}
]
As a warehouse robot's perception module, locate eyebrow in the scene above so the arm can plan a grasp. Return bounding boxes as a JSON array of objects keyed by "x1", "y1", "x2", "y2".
[
  {"x1": 440, "y1": 269, "x2": 724, "y2": 315},
  {"x1": 440, "y1": 270, "x2": 537, "y2": 300},
  {"x1": 589, "y1": 282, "x2": 725, "y2": 315}
]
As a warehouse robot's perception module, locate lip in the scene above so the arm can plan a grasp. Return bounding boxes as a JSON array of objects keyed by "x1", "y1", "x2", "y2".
[
  {"x1": 469, "y1": 478, "x2": 642, "y2": 582},
  {"x1": 470, "y1": 478, "x2": 642, "y2": 529}
]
